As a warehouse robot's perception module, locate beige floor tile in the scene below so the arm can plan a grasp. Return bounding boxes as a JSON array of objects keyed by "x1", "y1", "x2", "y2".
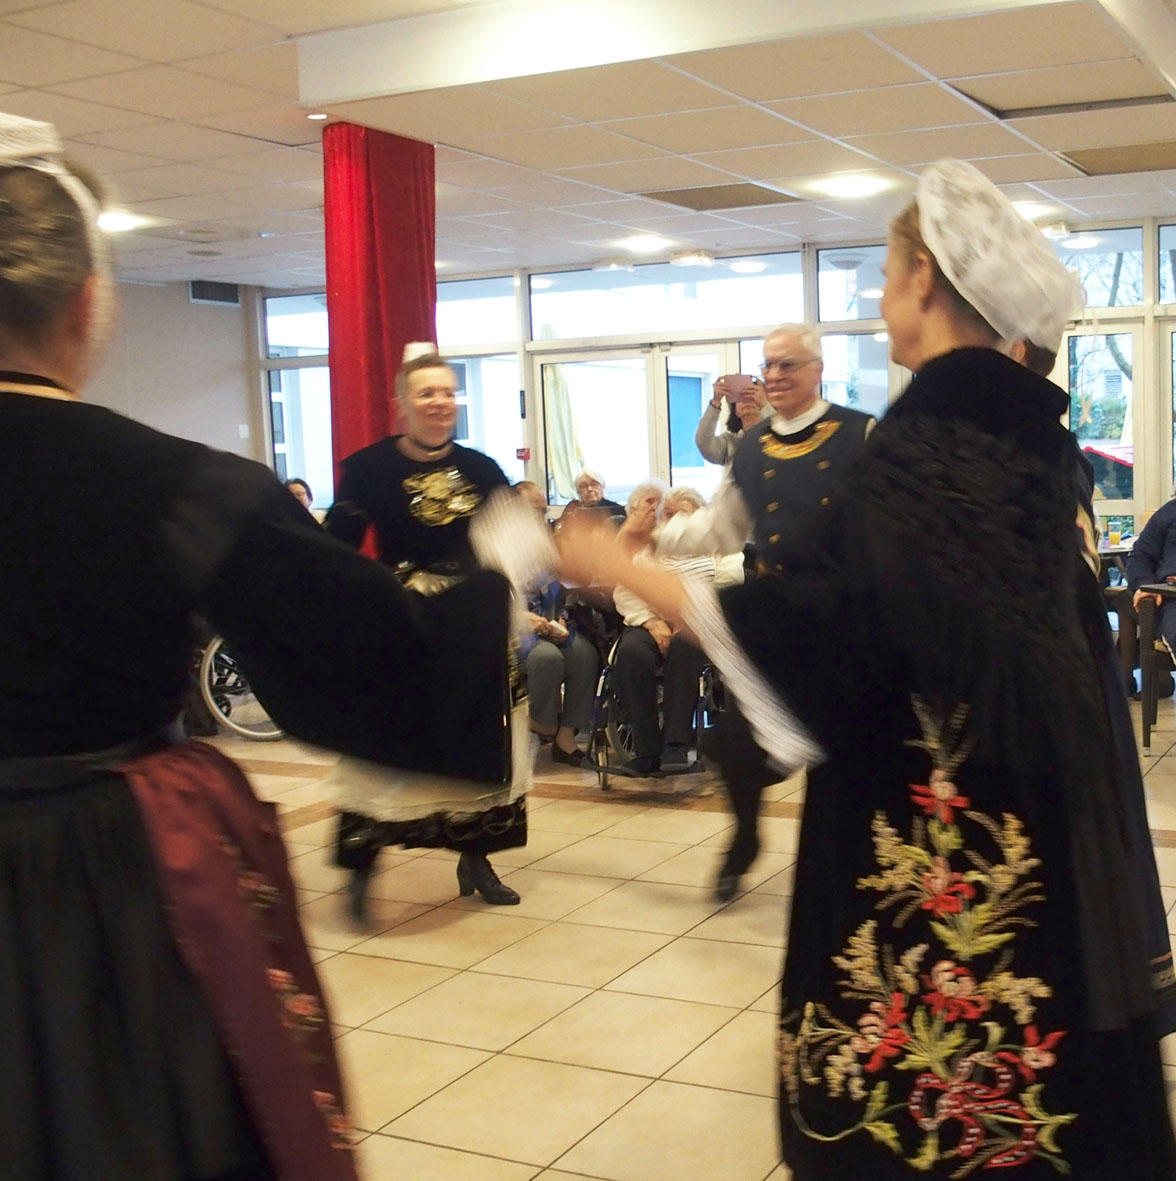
[
  {"x1": 529, "y1": 799, "x2": 650, "y2": 835},
  {"x1": 702, "y1": 816, "x2": 799, "y2": 856},
  {"x1": 509, "y1": 990, "x2": 738, "y2": 1076},
  {"x1": 334, "y1": 1029, "x2": 488, "y2": 1133},
  {"x1": 555, "y1": 1080, "x2": 779, "y2": 1181},
  {"x1": 352, "y1": 907, "x2": 549, "y2": 969},
  {"x1": 1162, "y1": 1033, "x2": 1176, "y2": 1066},
  {"x1": 749, "y1": 984, "x2": 779, "y2": 1013},
  {"x1": 355, "y1": 1135, "x2": 538, "y2": 1181},
  {"x1": 389, "y1": 1056, "x2": 647, "y2": 1166},
  {"x1": 1146, "y1": 797, "x2": 1176, "y2": 830},
  {"x1": 492, "y1": 828, "x2": 592, "y2": 868},
  {"x1": 316, "y1": 952, "x2": 456, "y2": 1027},
  {"x1": 752, "y1": 865, "x2": 796, "y2": 897},
  {"x1": 298, "y1": 894, "x2": 428, "y2": 952},
  {"x1": 364, "y1": 856, "x2": 473, "y2": 905},
  {"x1": 447, "y1": 868, "x2": 626, "y2": 921},
  {"x1": 529, "y1": 834, "x2": 689, "y2": 879},
  {"x1": 597, "y1": 808, "x2": 733, "y2": 845},
  {"x1": 665, "y1": 1009, "x2": 778, "y2": 1095},
  {"x1": 761, "y1": 768, "x2": 806, "y2": 802},
  {"x1": 605, "y1": 937, "x2": 783, "y2": 1008},
  {"x1": 477, "y1": 922, "x2": 672, "y2": 987},
  {"x1": 533, "y1": 1174, "x2": 606, "y2": 1180},
  {"x1": 366, "y1": 971, "x2": 590, "y2": 1051},
  {"x1": 248, "y1": 773, "x2": 323, "y2": 800},
  {"x1": 281, "y1": 815, "x2": 339, "y2": 847},
  {"x1": 687, "y1": 892, "x2": 789, "y2": 948},
  {"x1": 564, "y1": 879, "x2": 728, "y2": 935},
  {"x1": 287, "y1": 848, "x2": 351, "y2": 895},
  {"x1": 1154, "y1": 845, "x2": 1176, "y2": 887},
  {"x1": 1162, "y1": 886, "x2": 1176, "y2": 914},
  {"x1": 308, "y1": 947, "x2": 336, "y2": 965},
  {"x1": 636, "y1": 846, "x2": 793, "y2": 891},
  {"x1": 764, "y1": 1168, "x2": 794, "y2": 1180}
]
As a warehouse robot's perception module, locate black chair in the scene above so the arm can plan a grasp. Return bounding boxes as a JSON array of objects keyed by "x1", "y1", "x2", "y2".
[{"x1": 1136, "y1": 588, "x2": 1176, "y2": 751}]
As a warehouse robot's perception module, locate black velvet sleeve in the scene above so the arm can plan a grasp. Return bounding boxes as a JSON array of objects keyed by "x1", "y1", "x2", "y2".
[{"x1": 179, "y1": 453, "x2": 512, "y2": 782}]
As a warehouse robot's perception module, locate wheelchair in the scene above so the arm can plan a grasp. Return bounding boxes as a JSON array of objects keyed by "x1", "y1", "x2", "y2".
[
  {"x1": 585, "y1": 632, "x2": 723, "y2": 789},
  {"x1": 198, "y1": 636, "x2": 284, "y2": 741}
]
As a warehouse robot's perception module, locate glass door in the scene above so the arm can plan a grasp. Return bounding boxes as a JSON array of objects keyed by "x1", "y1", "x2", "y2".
[{"x1": 660, "y1": 344, "x2": 738, "y2": 501}]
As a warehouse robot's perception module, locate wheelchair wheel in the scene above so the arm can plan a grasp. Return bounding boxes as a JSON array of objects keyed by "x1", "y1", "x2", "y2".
[
  {"x1": 198, "y1": 636, "x2": 284, "y2": 741},
  {"x1": 603, "y1": 691, "x2": 636, "y2": 760}
]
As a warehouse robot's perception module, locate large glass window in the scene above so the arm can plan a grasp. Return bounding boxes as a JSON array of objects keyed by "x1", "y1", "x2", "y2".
[
  {"x1": 446, "y1": 353, "x2": 525, "y2": 483},
  {"x1": 1069, "y1": 332, "x2": 1134, "y2": 501},
  {"x1": 268, "y1": 366, "x2": 333, "y2": 506},
  {"x1": 437, "y1": 277, "x2": 517, "y2": 346},
  {"x1": 1054, "y1": 227, "x2": 1143, "y2": 308},
  {"x1": 666, "y1": 351, "x2": 725, "y2": 500},
  {"x1": 264, "y1": 294, "x2": 328, "y2": 359},
  {"x1": 1159, "y1": 226, "x2": 1176, "y2": 303},
  {"x1": 542, "y1": 356, "x2": 649, "y2": 504},
  {"x1": 821, "y1": 333, "x2": 891, "y2": 419},
  {"x1": 817, "y1": 245, "x2": 886, "y2": 322},
  {"x1": 530, "y1": 253, "x2": 803, "y2": 340}
]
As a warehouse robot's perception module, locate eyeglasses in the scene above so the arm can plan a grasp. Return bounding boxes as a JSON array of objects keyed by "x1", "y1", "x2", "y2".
[{"x1": 760, "y1": 358, "x2": 819, "y2": 376}]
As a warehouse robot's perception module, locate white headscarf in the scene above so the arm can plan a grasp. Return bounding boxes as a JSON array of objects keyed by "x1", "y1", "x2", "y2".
[
  {"x1": 917, "y1": 159, "x2": 1085, "y2": 353},
  {"x1": 0, "y1": 112, "x2": 113, "y2": 345}
]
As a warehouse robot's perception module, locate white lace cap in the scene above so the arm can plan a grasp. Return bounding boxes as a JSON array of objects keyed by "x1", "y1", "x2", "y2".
[
  {"x1": 917, "y1": 159, "x2": 1086, "y2": 351},
  {"x1": 403, "y1": 341, "x2": 438, "y2": 362}
]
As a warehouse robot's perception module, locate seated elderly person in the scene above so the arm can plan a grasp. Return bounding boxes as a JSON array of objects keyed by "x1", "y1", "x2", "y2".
[
  {"x1": 561, "y1": 469, "x2": 625, "y2": 523},
  {"x1": 612, "y1": 483, "x2": 744, "y2": 774},
  {"x1": 1128, "y1": 489, "x2": 1176, "y2": 658},
  {"x1": 515, "y1": 484, "x2": 598, "y2": 766}
]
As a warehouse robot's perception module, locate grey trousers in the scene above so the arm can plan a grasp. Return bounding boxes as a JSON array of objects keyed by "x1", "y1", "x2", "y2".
[{"x1": 524, "y1": 632, "x2": 598, "y2": 732}]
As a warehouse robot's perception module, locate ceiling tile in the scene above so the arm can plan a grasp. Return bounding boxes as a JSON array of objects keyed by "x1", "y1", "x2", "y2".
[
  {"x1": 551, "y1": 197, "x2": 669, "y2": 221},
  {"x1": 0, "y1": 88, "x2": 153, "y2": 137},
  {"x1": 1009, "y1": 103, "x2": 1176, "y2": 151},
  {"x1": 968, "y1": 154, "x2": 1082, "y2": 185},
  {"x1": 194, "y1": 0, "x2": 448, "y2": 37},
  {"x1": 843, "y1": 122, "x2": 1034, "y2": 167},
  {"x1": 434, "y1": 188, "x2": 528, "y2": 217},
  {"x1": 9, "y1": 0, "x2": 282, "y2": 61},
  {"x1": 1065, "y1": 142, "x2": 1176, "y2": 177},
  {"x1": 180, "y1": 42, "x2": 300, "y2": 99},
  {"x1": 555, "y1": 156, "x2": 736, "y2": 193},
  {"x1": 769, "y1": 83, "x2": 986, "y2": 138},
  {"x1": 51, "y1": 65, "x2": 277, "y2": 120},
  {"x1": 469, "y1": 124, "x2": 664, "y2": 170},
  {"x1": 609, "y1": 210, "x2": 743, "y2": 234},
  {"x1": 193, "y1": 103, "x2": 324, "y2": 147},
  {"x1": 129, "y1": 193, "x2": 259, "y2": 221},
  {"x1": 693, "y1": 140, "x2": 880, "y2": 182},
  {"x1": 326, "y1": 85, "x2": 573, "y2": 145},
  {"x1": 462, "y1": 208, "x2": 597, "y2": 234},
  {"x1": 490, "y1": 178, "x2": 622, "y2": 207},
  {"x1": 873, "y1": 3, "x2": 1136, "y2": 77},
  {"x1": 201, "y1": 147, "x2": 324, "y2": 182},
  {"x1": 107, "y1": 161, "x2": 253, "y2": 196},
  {"x1": 64, "y1": 138, "x2": 169, "y2": 173},
  {"x1": 217, "y1": 180, "x2": 322, "y2": 211},
  {"x1": 666, "y1": 32, "x2": 921, "y2": 102},
  {"x1": 436, "y1": 158, "x2": 546, "y2": 189},
  {"x1": 215, "y1": 210, "x2": 323, "y2": 234},
  {"x1": 951, "y1": 58, "x2": 1166, "y2": 113},
  {"x1": 725, "y1": 202, "x2": 845, "y2": 227},
  {"x1": 1035, "y1": 172, "x2": 1167, "y2": 199},
  {"x1": 602, "y1": 106, "x2": 813, "y2": 155},
  {"x1": 1065, "y1": 192, "x2": 1176, "y2": 217},
  {"x1": 78, "y1": 121, "x2": 270, "y2": 160},
  {"x1": 0, "y1": 21, "x2": 144, "y2": 86},
  {"x1": 485, "y1": 60, "x2": 731, "y2": 122}
]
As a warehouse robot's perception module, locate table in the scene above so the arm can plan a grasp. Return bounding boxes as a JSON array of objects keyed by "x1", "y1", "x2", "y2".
[{"x1": 1136, "y1": 582, "x2": 1176, "y2": 750}]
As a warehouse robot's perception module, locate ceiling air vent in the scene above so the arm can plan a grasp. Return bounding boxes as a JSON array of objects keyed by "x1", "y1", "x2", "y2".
[
  {"x1": 189, "y1": 280, "x2": 241, "y2": 307},
  {"x1": 636, "y1": 183, "x2": 800, "y2": 212}
]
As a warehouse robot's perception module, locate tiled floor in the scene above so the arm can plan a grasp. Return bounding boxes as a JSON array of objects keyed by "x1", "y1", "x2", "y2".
[{"x1": 213, "y1": 693, "x2": 1176, "y2": 1181}]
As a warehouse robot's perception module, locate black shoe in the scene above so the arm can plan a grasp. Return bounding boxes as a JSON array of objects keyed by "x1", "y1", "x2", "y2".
[
  {"x1": 714, "y1": 835, "x2": 759, "y2": 903},
  {"x1": 660, "y1": 744, "x2": 690, "y2": 773},
  {"x1": 714, "y1": 872, "x2": 742, "y2": 903},
  {"x1": 347, "y1": 863, "x2": 376, "y2": 923},
  {"x1": 627, "y1": 755, "x2": 660, "y2": 776},
  {"x1": 551, "y1": 743, "x2": 587, "y2": 767},
  {"x1": 456, "y1": 853, "x2": 520, "y2": 905}
]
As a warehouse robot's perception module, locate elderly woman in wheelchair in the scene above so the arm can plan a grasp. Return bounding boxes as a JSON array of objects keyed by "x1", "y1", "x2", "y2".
[{"x1": 610, "y1": 483, "x2": 744, "y2": 775}]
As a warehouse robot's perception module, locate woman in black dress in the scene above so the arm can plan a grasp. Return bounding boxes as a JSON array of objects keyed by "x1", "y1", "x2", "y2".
[
  {"x1": 325, "y1": 352, "x2": 533, "y2": 917},
  {"x1": 0, "y1": 113, "x2": 521, "y2": 1181},
  {"x1": 560, "y1": 160, "x2": 1176, "y2": 1179}
]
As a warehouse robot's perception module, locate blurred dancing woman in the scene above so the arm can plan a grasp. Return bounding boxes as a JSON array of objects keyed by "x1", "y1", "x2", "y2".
[
  {"x1": 325, "y1": 351, "x2": 532, "y2": 917},
  {"x1": 561, "y1": 161, "x2": 1176, "y2": 1179},
  {"x1": 0, "y1": 113, "x2": 524, "y2": 1180}
]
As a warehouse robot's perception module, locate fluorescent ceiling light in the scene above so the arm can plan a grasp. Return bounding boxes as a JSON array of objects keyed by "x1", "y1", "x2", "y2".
[
  {"x1": 592, "y1": 258, "x2": 634, "y2": 271},
  {"x1": 306, "y1": 112, "x2": 328, "y2": 120},
  {"x1": 727, "y1": 259, "x2": 767, "y2": 274},
  {"x1": 1061, "y1": 234, "x2": 1103, "y2": 250},
  {"x1": 97, "y1": 209, "x2": 151, "y2": 233},
  {"x1": 859, "y1": 287, "x2": 883, "y2": 299},
  {"x1": 1012, "y1": 201, "x2": 1058, "y2": 221},
  {"x1": 1039, "y1": 221, "x2": 1070, "y2": 240},
  {"x1": 811, "y1": 174, "x2": 890, "y2": 199},
  {"x1": 670, "y1": 249, "x2": 714, "y2": 267},
  {"x1": 618, "y1": 234, "x2": 672, "y2": 254}
]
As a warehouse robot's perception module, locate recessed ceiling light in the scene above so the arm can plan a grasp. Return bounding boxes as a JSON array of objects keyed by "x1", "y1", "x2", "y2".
[
  {"x1": 1061, "y1": 234, "x2": 1103, "y2": 250},
  {"x1": 727, "y1": 259, "x2": 767, "y2": 274},
  {"x1": 97, "y1": 209, "x2": 150, "y2": 233},
  {"x1": 530, "y1": 277, "x2": 554, "y2": 289},
  {"x1": 812, "y1": 175, "x2": 891, "y2": 199},
  {"x1": 306, "y1": 112, "x2": 328, "y2": 121},
  {"x1": 670, "y1": 249, "x2": 714, "y2": 267},
  {"x1": 1039, "y1": 221, "x2": 1070, "y2": 240},
  {"x1": 1012, "y1": 201, "x2": 1057, "y2": 221},
  {"x1": 859, "y1": 287, "x2": 883, "y2": 299},
  {"x1": 593, "y1": 258, "x2": 635, "y2": 271},
  {"x1": 618, "y1": 234, "x2": 672, "y2": 255}
]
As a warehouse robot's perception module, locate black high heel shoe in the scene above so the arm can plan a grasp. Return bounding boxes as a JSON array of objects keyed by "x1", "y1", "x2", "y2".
[
  {"x1": 347, "y1": 862, "x2": 376, "y2": 923},
  {"x1": 456, "y1": 852, "x2": 520, "y2": 905}
]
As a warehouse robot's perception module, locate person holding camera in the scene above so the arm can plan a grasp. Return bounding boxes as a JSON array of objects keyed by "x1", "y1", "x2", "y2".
[{"x1": 695, "y1": 373, "x2": 769, "y2": 467}]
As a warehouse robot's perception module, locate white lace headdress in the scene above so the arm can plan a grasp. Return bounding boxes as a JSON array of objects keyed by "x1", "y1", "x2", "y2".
[{"x1": 917, "y1": 159, "x2": 1085, "y2": 352}]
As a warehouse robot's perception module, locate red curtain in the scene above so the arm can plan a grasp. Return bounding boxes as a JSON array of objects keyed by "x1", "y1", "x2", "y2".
[{"x1": 322, "y1": 122, "x2": 437, "y2": 469}]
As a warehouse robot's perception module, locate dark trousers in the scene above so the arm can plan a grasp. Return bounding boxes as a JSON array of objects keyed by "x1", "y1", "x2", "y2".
[
  {"x1": 612, "y1": 626, "x2": 705, "y2": 758},
  {"x1": 716, "y1": 699, "x2": 781, "y2": 874}
]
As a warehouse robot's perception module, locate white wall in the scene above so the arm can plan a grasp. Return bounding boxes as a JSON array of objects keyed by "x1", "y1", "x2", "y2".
[{"x1": 86, "y1": 280, "x2": 265, "y2": 462}]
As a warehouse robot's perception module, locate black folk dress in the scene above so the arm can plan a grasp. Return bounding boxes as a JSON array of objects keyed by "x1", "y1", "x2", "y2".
[
  {"x1": 0, "y1": 389, "x2": 514, "y2": 1179},
  {"x1": 720, "y1": 350, "x2": 1176, "y2": 1180},
  {"x1": 324, "y1": 437, "x2": 530, "y2": 860}
]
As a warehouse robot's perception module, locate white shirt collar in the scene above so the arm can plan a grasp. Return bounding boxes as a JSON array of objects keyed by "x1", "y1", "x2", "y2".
[{"x1": 770, "y1": 397, "x2": 829, "y2": 436}]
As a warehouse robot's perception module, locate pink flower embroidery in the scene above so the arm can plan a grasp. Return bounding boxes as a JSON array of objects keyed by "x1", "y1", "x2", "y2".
[
  {"x1": 998, "y1": 1025, "x2": 1066, "y2": 1083},
  {"x1": 920, "y1": 856, "x2": 977, "y2": 915},
  {"x1": 850, "y1": 992, "x2": 911, "y2": 1073},
  {"x1": 923, "y1": 961, "x2": 991, "y2": 1022},
  {"x1": 909, "y1": 769, "x2": 969, "y2": 825}
]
